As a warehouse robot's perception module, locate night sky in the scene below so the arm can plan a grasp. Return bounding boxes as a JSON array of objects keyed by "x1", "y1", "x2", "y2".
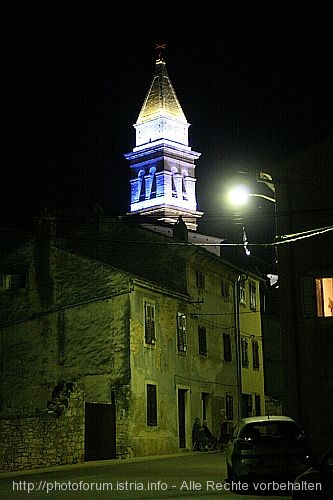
[{"x1": 3, "y1": 1, "x2": 333, "y2": 247}]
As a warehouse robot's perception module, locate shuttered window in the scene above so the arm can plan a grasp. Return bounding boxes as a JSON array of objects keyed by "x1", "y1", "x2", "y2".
[
  {"x1": 177, "y1": 313, "x2": 187, "y2": 352},
  {"x1": 221, "y1": 280, "x2": 230, "y2": 298},
  {"x1": 196, "y1": 270, "x2": 205, "y2": 289},
  {"x1": 144, "y1": 301, "x2": 156, "y2": 344},
  {"x1": 252, "y1": 340, "x2": 260, "y2": 369},
  {"x1": 223, "y1": 333, "x2": 232, "y2": 361},
  {"x1": 241, "y1": 338, "x2": 249, "y2": 367}
]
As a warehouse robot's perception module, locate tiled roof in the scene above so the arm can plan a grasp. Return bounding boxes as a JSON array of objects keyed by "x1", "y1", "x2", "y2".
[{"x1": 136, "y1": 58, "x2": 187, "y2": 124}]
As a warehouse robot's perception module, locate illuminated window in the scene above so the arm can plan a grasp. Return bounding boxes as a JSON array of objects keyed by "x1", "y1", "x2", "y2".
[
  {"x1": 177, "y1": 313, "x2": 187, "y2": 352},
  {"x1": 301, "y1": 277, "x2": 333, "y2": 318},
  {"x1": 316, "y1": 278, "x2": 333, "y2": 317},
  {"x1": 144, "y1": 301, "x2": 156, "y2": 344},
  {"x1": 146, "y1": 384, "x2": 157, "y2": 426}
]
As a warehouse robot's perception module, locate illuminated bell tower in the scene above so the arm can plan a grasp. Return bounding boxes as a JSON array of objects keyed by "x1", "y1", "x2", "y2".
[{"x1": 125, "y1": 48, "x2": 203, "y2": 231}]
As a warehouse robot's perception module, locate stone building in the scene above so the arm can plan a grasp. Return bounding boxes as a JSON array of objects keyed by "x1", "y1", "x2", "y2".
[
  {"x1": 0, "y1": 52, "x2": 266, "y2": 471},
  {"x1": 0, "y1": 215, "x2": 265, "y2": 470}
]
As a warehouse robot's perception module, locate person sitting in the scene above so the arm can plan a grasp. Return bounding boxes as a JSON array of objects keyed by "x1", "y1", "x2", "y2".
[
  {"x1": 192, "y1": 417, "x2": 209, "y2": 451},
  {"x1": 202, "y1": 420, "x2": 218, "y2": 450}
]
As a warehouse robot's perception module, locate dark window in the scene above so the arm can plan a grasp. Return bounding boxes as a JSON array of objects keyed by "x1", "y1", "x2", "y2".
[
  {"x1": 198, "y1": 326, "x2": 207, "y2": 355},
  {"x1": 146, "y1": 384, "x2": 157, "y2": 426},
  {"x1": 196, "y1": 270, "x2": 205, "y2": 289},
  {"x1": 241, "y1": 338, "x2": 249, "y2": 367},
  {"x1": 252, "y1": 340, "x2": 260, "y2": 370},
  {"x1": 144, "y1": 301, "x2": 156, "y2": 344},
  {"x1": 241, "y1": 393, "x2": 252, "y2": 417},
  {"x1": 226, "y1": 394, "x2": 234, "y2": 420},
  {"x1": 223, "y1": 333, "x2": 232, "y2": 361},
  {"x1": 177, "y1": 313, "x2": 187, "y2": 352},
  {"x1": 255, "y1": 394, "x2": 261, "y2": 416},
  {"x1": 139, "y1": 171, "x2": 146, "y2": 202}
]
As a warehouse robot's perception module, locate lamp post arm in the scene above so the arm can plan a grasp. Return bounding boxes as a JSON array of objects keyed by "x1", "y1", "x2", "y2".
[{"x1": 248, "y1": 193, "x2": 276, "y2": 203}]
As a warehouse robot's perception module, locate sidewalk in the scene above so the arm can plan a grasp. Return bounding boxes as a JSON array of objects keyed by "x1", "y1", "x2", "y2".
[{"x1": 1, "y1": 450, "x2": 218, "y2": 479}]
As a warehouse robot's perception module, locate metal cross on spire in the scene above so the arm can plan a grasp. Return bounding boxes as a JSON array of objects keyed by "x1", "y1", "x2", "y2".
[{"x1": 155, "y1": 43, "x2": 166, "y2": 61}]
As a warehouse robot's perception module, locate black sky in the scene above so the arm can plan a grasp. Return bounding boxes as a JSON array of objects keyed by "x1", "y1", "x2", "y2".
[{"x1": 3, "y1": 0, "x2": 333, "y2": 241}]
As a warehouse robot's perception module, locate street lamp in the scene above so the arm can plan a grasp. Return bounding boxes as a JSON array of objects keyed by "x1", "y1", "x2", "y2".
[
  {"x1": 226, "y1": 171, "x2": 277, "y2": 261},
  {"x1": 227, "y1": 173, "x2": 276, "y2": 207}
]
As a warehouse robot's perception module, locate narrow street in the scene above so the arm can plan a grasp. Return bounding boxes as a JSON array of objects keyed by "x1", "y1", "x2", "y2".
[{"x1": 1, "y1": 452, "x2": 293, "y2": 499}]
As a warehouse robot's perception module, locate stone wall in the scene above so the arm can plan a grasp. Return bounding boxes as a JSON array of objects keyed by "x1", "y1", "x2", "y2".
[{"x1": 0, "y1": 383, "x2": 84, "y2": 472}]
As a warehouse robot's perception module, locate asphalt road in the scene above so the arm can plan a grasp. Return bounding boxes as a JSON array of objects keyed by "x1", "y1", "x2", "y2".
[{"x1": 0, "y1": 451, "x2": 293, "y2": 499}]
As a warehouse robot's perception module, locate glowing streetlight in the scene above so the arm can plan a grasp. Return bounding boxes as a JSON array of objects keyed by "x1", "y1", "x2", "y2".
[
  {"x1": 227, "y1": 185, "x2": 276, "y2": 206},
  {"x1": 227, "y1": 185, "x2": 251, "y2": 206},
  {"x1": 226, "y1": 171, "x2": 277, "y2": 260}
]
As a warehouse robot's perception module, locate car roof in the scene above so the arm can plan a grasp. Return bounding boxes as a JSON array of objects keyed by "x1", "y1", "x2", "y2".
[{"x1": 239, "y1": 416, "x2": 296, "y2": 425}]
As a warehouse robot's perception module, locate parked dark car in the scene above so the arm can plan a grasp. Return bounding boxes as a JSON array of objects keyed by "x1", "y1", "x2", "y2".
[
  {"x1": 292, "y1": 445, "x2": 333, "y2": 499},
  {"x1": 225, "y1": 416, "x2": 313, "y2": 485}
]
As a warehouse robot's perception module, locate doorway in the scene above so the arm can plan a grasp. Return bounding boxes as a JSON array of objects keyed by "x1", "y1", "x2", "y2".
[
  {"x1": 178, "y1": 388, "x2": 188, "y2": 448},
  {"x1": 84, "y1": 400, "x2": 116, "y2": 461}
]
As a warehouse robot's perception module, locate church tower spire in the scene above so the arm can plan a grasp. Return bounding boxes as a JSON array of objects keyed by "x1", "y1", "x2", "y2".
[{"x1": 124, "y1": 47, "x2": 203, "y2": 231}]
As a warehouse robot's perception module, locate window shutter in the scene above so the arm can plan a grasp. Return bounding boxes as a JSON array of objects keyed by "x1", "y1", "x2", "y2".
[
  {"x1": 241, "y1": 338, "x2": 249, "y2": 367},
  {"x1": 223, "y1": 333, "x2": 232, "y2": 361},
  {"x1": 177, "y1": 313, "x2": 187, "y2": 352},
  {"x1": 196, "y1": 270, "x2": 205, "y2": 289},
  {"x1": 198, "y1": 326, "x2": 207, "y2": 355},
  {"x1": 252, "y1": 340, "x2": 260, "y2": 369},
  {"x1": 145, "y1": 302, "x2": 156, "y2": 344}
]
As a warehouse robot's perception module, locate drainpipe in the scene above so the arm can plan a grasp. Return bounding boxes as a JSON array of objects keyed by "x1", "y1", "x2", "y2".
[
  {"x1": 233, "y1": 274, "x2": 248, "y2": 420},
  {"x1": 233, "y1": 276, "x2": 242, "y2": 420}
]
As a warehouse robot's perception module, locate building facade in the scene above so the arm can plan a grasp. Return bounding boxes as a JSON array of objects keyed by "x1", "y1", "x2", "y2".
[{"x1": 273, "y1": 138, "x2": 333, "y2": 456}]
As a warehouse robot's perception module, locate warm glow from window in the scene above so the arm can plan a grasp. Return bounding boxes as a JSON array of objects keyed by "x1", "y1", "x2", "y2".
[{"x1": 316, "y1": 277, "x2": 333, "y2": 317}]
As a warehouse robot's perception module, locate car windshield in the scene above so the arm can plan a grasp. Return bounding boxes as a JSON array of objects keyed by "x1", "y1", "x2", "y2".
[{"x1": 239, "y1": 421, "x2": 301, "y2": 440}]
